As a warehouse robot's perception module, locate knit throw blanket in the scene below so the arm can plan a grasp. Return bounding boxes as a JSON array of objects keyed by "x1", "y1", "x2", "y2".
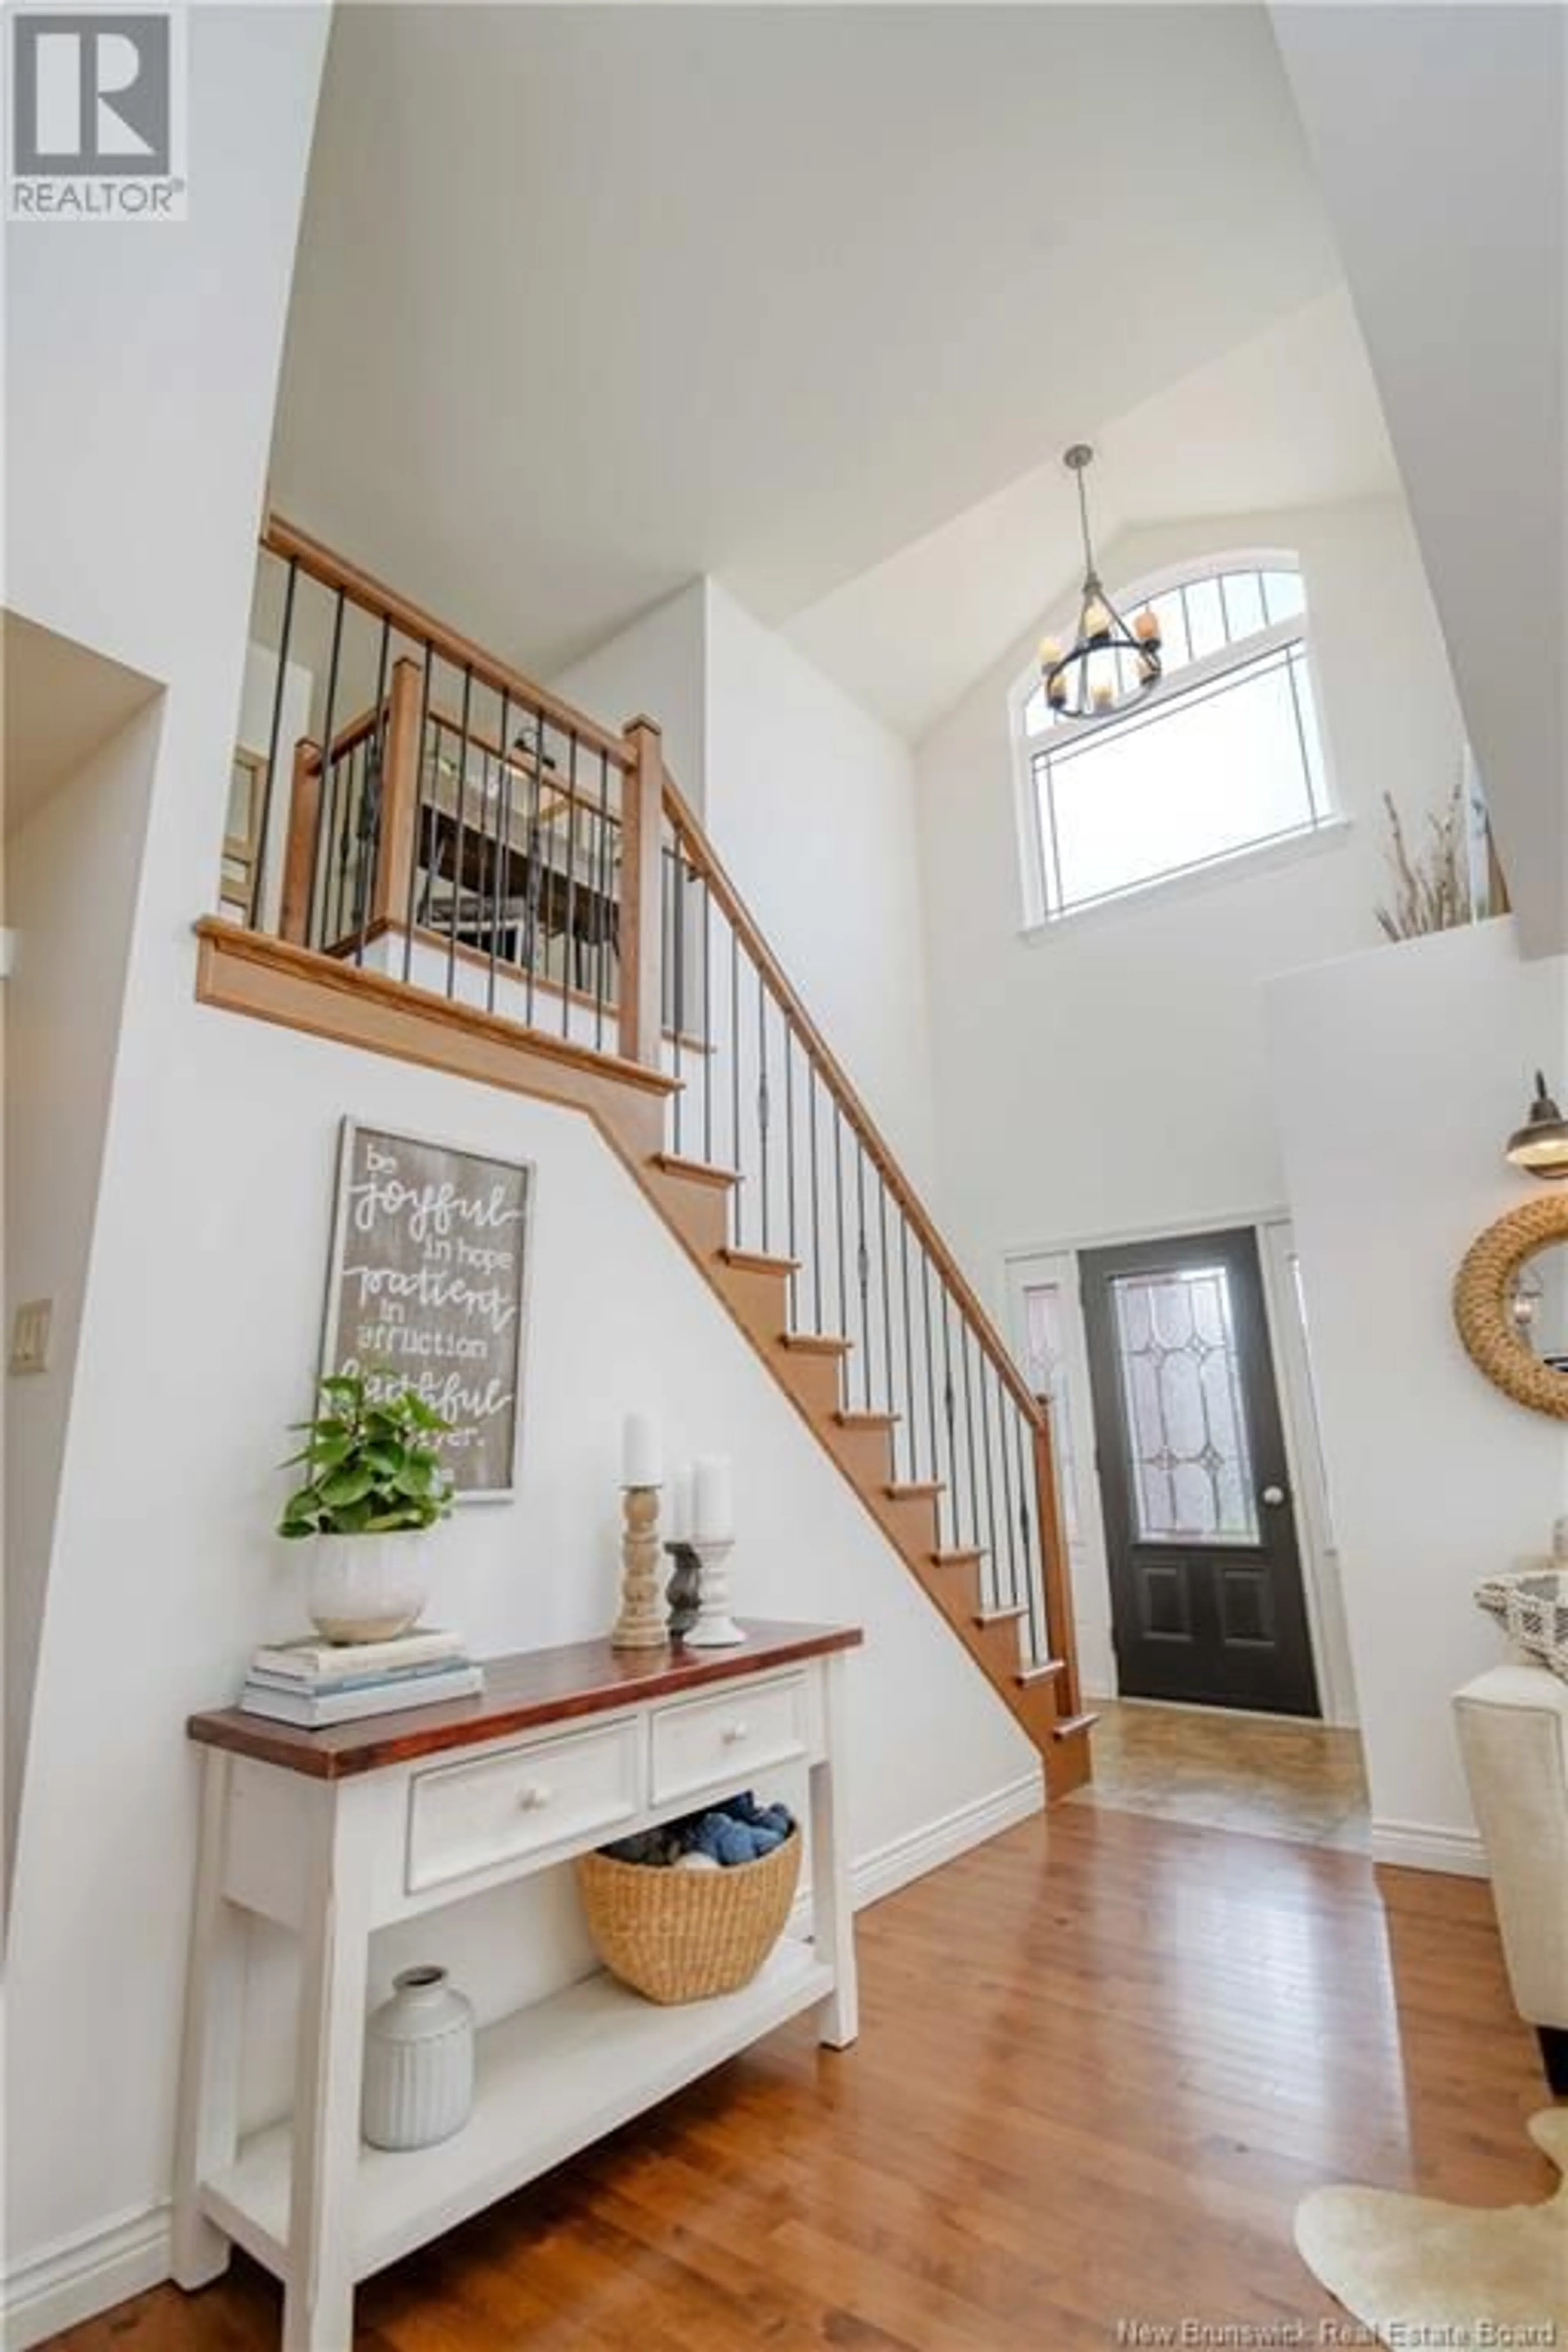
[{"x1": 1475, "y1": 1568, "x2": 1568, "y2": 1683}]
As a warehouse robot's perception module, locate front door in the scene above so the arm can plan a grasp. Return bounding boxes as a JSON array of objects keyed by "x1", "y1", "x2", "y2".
[{"x1": 1080, "y1": 1226, "x2": 1319, "y2": 1716}]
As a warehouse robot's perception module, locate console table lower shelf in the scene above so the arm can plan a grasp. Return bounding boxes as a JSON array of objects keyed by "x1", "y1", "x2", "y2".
[
  {"x1": 204, "y1": 1938, "x2": 833, "y2": 2284},
  {"x1": 173, "y1": 1621, "x2": 861, "y2": 2352}
]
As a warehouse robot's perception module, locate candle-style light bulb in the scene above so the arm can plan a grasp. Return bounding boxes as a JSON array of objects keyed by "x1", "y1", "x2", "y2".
[
  {"x1": 1083, "y1": 599, "x2": 1112, "y2": 641},
  {"x1": 1091, "y1": 680, "x2": 1115, "y2": 712},
  {"x1": 1133, "y1": 607, "x2": 1161, "y2": 644}
]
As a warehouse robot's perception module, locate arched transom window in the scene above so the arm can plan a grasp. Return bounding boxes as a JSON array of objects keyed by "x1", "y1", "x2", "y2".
[{"x1": 1013, "y1": 557, "x2": 1334, "y2": 924}]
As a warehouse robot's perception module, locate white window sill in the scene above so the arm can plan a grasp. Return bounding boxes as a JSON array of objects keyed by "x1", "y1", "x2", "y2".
[{"x1": 1020, "y1": 813, "x2": 1353, "y2": 945}]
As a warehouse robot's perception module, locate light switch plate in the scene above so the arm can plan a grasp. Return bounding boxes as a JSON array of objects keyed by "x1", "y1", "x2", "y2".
[{"x1": 9, "y1": 1299, "x2": 52, "y2": 1374}]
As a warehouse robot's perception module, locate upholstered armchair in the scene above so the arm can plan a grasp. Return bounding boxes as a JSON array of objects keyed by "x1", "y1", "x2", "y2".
[{"x1": 1454, "y1": 1659, "x2": 1568, "y2": 2094}]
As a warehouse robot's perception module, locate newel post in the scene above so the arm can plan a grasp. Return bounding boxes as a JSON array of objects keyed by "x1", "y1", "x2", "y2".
[
  {"x1": 370, "y1": 657, "x2": 424, "y2": 934},
  {"x1": 279, "y1": 740, "x2": 323, "y2": 947},
  {"x1": 1032, "y1": 1397, "x2": 1082, "y2": 1718},
  {"x1": 617, "y1": 716, "x2": 665, "y2": 1068}
]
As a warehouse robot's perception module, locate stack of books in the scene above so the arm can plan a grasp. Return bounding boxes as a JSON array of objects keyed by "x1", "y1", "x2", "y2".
[{"x1": 238, "y1": 1627, "x2": 483, "y2": 1727}]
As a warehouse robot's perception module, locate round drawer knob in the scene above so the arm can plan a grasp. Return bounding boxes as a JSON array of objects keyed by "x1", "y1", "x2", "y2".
[
  {"x1": 518, "y1": 1782, "x2": 553, "y2": 1811},
  {"x1": 721, "y1": 1721, "x2": 748, "y2": 1746}
]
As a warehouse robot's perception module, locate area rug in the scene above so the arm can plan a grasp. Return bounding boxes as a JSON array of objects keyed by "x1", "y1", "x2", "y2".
[{"x1": 1295, "y1": 2109, "x2": 1568, "y2": 2342}]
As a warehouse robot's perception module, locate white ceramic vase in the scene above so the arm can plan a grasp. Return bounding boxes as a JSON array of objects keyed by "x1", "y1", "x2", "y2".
[
  {"x1": 362, "y1": 1965, "x2": 475, "y2": 2152},
  {"x1": 306, "y1": 1532, "x2": 429, "y2": 1644}
]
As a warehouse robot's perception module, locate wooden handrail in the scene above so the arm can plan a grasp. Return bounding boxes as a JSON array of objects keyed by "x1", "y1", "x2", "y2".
[
  {"x1": 263, "y1": 516, "x2": 633, "y2": 773},
  {"x1": 662, "y1": 771, "x2": 1044, "y2": 1431}
]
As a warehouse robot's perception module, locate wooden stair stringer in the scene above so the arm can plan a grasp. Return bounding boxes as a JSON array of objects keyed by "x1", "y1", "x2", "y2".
[{"x1": 613, "y1": 1147, "x2": 1072, "y2": 1783}]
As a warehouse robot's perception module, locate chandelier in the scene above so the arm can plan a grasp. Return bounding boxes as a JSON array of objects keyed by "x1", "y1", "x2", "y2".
[{"x1": 1038, "y1": 444, "x2": 1162, "y2": 723}]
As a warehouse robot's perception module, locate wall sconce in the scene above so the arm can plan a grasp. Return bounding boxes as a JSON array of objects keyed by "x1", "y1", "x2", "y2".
[{"x1": 1505, "y1": 1071, "x2": 1568, "y2": 1180}]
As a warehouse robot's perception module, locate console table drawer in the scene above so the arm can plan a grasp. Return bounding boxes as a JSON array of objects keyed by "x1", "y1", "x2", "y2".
[
  {"x1": 407, "y1": 1719, "x2": 640, "y2": 1893},
  {"x1": 650, "y1": 1673, "x2": 808, "y2": 1806}
]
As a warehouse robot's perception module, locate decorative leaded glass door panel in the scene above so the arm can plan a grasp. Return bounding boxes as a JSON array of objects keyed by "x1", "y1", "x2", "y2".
[{"x1": 1080, "y1": 1227, "x2": 1319, "y2": 1715}]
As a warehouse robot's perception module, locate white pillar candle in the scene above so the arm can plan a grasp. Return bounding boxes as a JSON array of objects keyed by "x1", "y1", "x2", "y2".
[
  {"x1": 622, "y1": 1412, "x2": 662, "y2": 1489},
  {"x1": 666, "y1": 1463, "x2": 693, "y2": 1544},
  {"x1": 693, "y1": 1454, "x2": 733, "y2": 1541}
]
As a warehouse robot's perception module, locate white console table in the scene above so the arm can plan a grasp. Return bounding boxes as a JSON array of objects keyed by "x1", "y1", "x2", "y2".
[{"x1": 172, "y1": 1619, "x2": 861, "y2": 2351}]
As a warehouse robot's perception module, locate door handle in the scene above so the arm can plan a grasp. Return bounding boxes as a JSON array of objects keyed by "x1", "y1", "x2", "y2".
[{"x1": 1261, "y1": 1484, "x2": 1287, "y2": 1507}]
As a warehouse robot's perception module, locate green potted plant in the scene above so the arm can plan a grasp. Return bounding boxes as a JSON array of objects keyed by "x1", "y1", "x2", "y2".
[{"x1": 278, "y1": 1374, "x2": 457, "y2": 1641}]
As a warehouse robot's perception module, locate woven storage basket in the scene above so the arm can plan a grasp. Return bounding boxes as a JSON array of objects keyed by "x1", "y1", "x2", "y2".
[{"x1": 576, "y1": 1829, "x2": 801, "y2": 2005}]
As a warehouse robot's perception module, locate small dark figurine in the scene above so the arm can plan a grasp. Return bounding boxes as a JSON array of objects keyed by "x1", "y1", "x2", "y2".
[{"x1": 663, "y1": 1541, "x2": 702, "y2": 1640}]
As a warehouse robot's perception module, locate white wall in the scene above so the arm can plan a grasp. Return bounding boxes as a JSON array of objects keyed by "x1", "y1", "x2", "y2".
[
  {"x1": 1267, "y1": 920, "x2": 1568, "y2": 1865},
  {"x1": 1272, "y1": 4, "x2": 1566, "y2": 960},
  {"x1": 551, "y1": 581, "x2": 708, "y2": 811},
  {"x1": 4, "y1": 1018, "x2": 1035, "y2": 2318},
  {"x1": 704, "y1": 582, "x2": 938, "y2": 1194},
  {"x1": 3, "y1": 701, "x2": 162, "y2": 1887},
  {"x1": 554, "y1": 579, "x2": 941, "y2": 1199},
  {"x1": 915, "y1": 496, "x2": 1465, "y2": 1287}
]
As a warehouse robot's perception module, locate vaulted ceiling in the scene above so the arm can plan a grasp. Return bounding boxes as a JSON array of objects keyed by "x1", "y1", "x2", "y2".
[{"x1": 272, "y1": 4, "x2": 1346, "y2": 717}]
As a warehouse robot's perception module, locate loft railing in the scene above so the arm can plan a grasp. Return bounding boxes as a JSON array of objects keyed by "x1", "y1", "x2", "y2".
[
  {"x1": 239, "y1": 518, "x2": 663, "y2": 1067},
  {"x1": 224, "y1": 521, "x2": 1079, "y2": 1701}
]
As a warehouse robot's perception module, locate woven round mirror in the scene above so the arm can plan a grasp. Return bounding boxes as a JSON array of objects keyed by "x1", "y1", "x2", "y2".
[{"x1": 1453, "y1": 1194, "x2": 1568, "y2": 1421}]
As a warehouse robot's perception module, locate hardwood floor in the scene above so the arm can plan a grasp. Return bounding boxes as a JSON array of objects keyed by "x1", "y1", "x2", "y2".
[
  {"x1": 43, "y1": 1807, "x2": 1549, "y2": 2352},
  {"x1": 1075, "y1": 1697, "x2": 1370, "y2": 1851}
]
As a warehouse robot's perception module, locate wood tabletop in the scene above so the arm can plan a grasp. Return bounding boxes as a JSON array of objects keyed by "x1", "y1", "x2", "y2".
[{"x1": 187, "y1": 1620, "x2": 863, "y2": 1781}]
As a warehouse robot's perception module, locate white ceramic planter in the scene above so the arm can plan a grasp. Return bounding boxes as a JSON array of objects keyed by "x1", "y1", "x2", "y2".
[
  {"x1": 362, "y1": 1965, "x2": 475, "y2": 2152},
  {"x1": 307, "y1": 1532, "x2": 429, "y2": 1644}
]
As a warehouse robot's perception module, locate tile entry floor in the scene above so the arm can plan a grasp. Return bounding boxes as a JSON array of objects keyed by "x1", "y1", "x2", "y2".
[{"x1": 1070, "y1": 1695, "x2": 1371, "y2": 1851}]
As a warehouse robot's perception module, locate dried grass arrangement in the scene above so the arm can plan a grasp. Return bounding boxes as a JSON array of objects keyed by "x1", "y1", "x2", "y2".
[{"x1": 1375, "y1": 777, "x2": 1473, "y2": 941}]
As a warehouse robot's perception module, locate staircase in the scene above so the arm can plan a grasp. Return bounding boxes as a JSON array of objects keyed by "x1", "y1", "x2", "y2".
[{"x1": 203, "y1": 517, "x2": 1094, "y2": 1799}]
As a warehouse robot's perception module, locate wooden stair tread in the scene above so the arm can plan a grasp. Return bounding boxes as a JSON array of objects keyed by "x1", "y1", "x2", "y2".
[
  {"x1": 834, "y1": 1410, "x2": 899, "y2": 1432},
  {"x1": 1015, "y1": 1658, "x2": 1069, "y2": 1688},
  {"x1": 929, "y1": 1547, "x2": 984, "y2": 1568},
  {"x1": 884, "y1": 1480, "x2": 942, "y2": 1501},
  {"x1": 720, "y1": 1247, "x2": 799, "y2": 1276},
  {"x1": 651, "y1": 1152, "x2": 737, "y2": 1190},
  {"x1": 1053, "y1": 1712, "x2": 1100, "y2": 1740},
  {"x1": 974, "y1": 1606, "x2": 1027, "y2": 1628},
  {"x1": 780, "y1": 1331, "x2": 853, "y2": 1358}
]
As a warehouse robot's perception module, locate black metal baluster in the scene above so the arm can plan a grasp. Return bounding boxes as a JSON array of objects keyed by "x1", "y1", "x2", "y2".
[
  {"x1": 855, "y1": 1142, "x2": 871, "y2": 1410},
  {"x1": 808, "y1": 1065, "x2": 823, "y2": 1334},
  {"x1": 878, "y1": 1173, "x2": 894, "y2": 1434},
  {"x1": 404, "y1": 642, "x2": 434, "y2": 982},
  {"x1": 757, "y1": 970, "x2": 770, "y2": 1254},
  {"x1": 833, "y1": 1102, "x2": 848, "y2": 1342},
  {"x1": 448, "y1": 667, "x2": 474, "y2": 1000},
  {"x1": 977, "y1": 1343, "x2": 1000, "y2": 1614},
  {"x1": 900, "y1": 1210, "x2": 916, "y2": 1483},
  {"x1": 250, "y1": 554, "x2": 298, "y2": 931},
  {"x1": 593, "y1": 748, "x2": 610, "y2": 1053},
  {"x1": 784, "y1": 1017, "x2": 798, "y2": 1325},
  {"x1": 998, "y1": 1383, "x2": 1020, "y2": 1621},
  {"x1": 1014, "y1": 1409, "x2": 1044, "y2": 1665},
  {"x1": 311, "y1": 588, "x2": 347, "y2": 945},
  {"x1": 730, "y1": 928, "x2": 742, "y2": 1234},
  {"x1": 523, "y1": 717, "x2": 545, "y2": 1030},
  {"x1": 673, "y1": 843, "x2": 687, "y2": 1157},
  {"x1": 354, "y1": 615, "x2": 392, "y2": 966},
  {"x1": 940, "y1": 1282, "x2": 957, "y2": 1552},
  {"x1": 488, "y1": 689, "x2": 512, "y2": 1011},
  {"x1": 960, "y1": 1316, "x2": 981, "y2": 1555},
  {"x1": 701, "y1": 870, "x2": 713, "y2": 1165},
  {"x1": 562, "y1": 732, "x2": 579, "y2": 1037},
  {"x1": 922, "y1": 1252, "x2": 940, "y2": 1519}
]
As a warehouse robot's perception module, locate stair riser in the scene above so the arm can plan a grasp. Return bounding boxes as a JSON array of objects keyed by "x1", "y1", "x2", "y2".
[
  {"x1": 643, "y1": 1170, "x2": 729, "y2": 1256},
  {"x1": 712, "y1": 1261, "x2": 793, "y2": 1332},
  {"x1": 819, "y1": 1423, "x2": 897, "y2": 1488},
  {"x1": 773, "y1": 1350, "x2": 844, "y2": 1418}
]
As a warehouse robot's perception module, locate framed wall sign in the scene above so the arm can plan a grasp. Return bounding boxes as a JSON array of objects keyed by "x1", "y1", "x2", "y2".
[{"x1": 321, "y1": 1119, "x2": 534, "y2": 1500}]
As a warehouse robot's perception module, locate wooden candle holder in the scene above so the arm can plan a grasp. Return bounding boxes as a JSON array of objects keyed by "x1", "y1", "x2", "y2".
[{"x1": 610, "y1": 1485, "x2": 668, "y2": 1650}]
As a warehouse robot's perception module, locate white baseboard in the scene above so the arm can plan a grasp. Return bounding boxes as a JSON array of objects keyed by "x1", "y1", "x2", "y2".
[
  {"x1": 6, "y1": 1775, "x2": 1045, "y2": 2347},
  {"x1": 2, "y1": 2201, "x2": 170, "y2": 2352},
  {"x1": 849, "y1": 1772, "x2": 1045, "y2": 1910},
  {"x1": 789, "y1": 1769, "x2": 1045, "y2": 1938},
  {"x1": 1371, "y1": 1818, "x2": 1489, "y2": 1878}
]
